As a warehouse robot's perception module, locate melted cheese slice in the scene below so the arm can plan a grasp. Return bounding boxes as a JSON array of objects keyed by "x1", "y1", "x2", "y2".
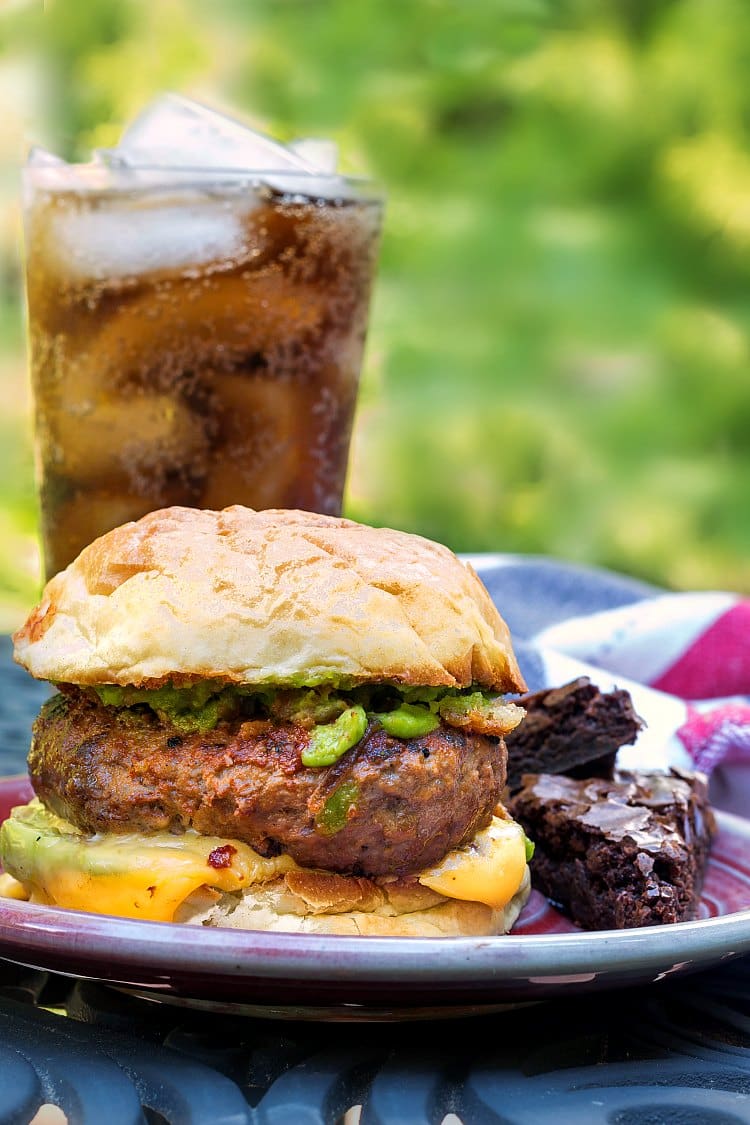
[
  {"x1": 0, "y1": 872, "x2": 29, "y2": 901},
  {"x1": 1, "y1": 804, "x2": 298, "y2": 922},
  {"x1": 26, "y1": 835, "x2": 299, "y2": 922},
  {"x1": 1, "y1": 802, "x2": 528, "y2": 922},
  {"x1": 418, "y1": 815, "x2": 528, "y2": 908}
]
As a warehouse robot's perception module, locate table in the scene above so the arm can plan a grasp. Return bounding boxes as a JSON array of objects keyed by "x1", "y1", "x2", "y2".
[{"x1": 0, "y1": 633, "x2": 748, "y2": 1123}]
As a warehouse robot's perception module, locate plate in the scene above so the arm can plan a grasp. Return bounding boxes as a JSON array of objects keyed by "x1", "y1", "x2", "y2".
[{"x1": 1, "y1": 776, "x2": 749, "y2": 1019}]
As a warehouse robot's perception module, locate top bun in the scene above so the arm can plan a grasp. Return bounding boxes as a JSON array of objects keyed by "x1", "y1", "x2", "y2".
[{"x1": 14, "y1": 507, "x2": 526, "y2": 692}]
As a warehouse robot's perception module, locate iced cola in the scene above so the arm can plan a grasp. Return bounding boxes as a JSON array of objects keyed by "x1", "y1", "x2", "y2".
[{"x1": 24, "y1": 97, "x2": 382, "y2": 577}]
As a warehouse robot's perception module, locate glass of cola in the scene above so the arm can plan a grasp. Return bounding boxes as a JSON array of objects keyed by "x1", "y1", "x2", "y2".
[{"x1": 23, "y1": 95, "x2": 383, "y2": 578}]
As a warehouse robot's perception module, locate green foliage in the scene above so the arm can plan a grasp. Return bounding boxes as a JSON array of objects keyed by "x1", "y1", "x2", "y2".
[{"x1": 1, "y1": 0, "x2": 750, "y2": 620}]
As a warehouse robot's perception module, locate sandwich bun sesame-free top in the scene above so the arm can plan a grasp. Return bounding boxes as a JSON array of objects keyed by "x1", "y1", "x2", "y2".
[{"x1": 2, "y1": 507, "x2": 532, "y2": 937}]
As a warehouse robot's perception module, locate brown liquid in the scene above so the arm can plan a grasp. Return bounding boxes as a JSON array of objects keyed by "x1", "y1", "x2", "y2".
[{"x1": 25, "y1": 182, "x2": 381, "y2": 577}]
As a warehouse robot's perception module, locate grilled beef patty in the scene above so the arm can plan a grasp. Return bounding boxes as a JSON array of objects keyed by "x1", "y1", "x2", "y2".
[{"x1": 29, "y1": 690, "x2": 507, "y2": 878}]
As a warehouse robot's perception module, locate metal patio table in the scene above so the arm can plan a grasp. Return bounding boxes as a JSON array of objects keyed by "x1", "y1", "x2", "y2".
[{"x1": 0, "y1": 600, "x2": 748, "y2": 1125}]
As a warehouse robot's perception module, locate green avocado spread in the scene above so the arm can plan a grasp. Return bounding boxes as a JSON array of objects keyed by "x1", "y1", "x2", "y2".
[
  {"x1": 301, "y1": 705, "x2": 368, "y2": 767},
  {"x1": 0, "y1": 800, "x2": 109, "y2": 886},
  {"x1": 87, "y1": 680, "x2": 513, "y2": 772},
  {"x1": 94, "y1": 681, "x2": 235, "y2": 733},
  {"x1": 314, "y1": 781, "x2": 361, "y2": 835},
  {"x1": 373, "y1": 703, "x2": 439, "y2": 738}
]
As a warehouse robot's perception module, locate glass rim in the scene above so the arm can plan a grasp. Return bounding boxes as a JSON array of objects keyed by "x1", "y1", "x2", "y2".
[{"x1": 23, "y1": 160, "x2": 384, "y2": 201}]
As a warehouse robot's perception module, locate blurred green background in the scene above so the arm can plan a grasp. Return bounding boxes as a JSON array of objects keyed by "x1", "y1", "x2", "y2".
[{"x1": 1, "y1": 0, "x2": 749, "y2": 627}]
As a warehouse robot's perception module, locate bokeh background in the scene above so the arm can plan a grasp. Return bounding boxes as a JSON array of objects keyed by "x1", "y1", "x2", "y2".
[{"x1": 1, "y1": 0, "x2": 749, "y2": 627}]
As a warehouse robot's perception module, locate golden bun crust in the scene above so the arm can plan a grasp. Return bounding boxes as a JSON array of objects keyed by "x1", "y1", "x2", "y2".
[
  {"x1": 15, "y1": 506, "x2": 526, "y2": 692},
  {"x1": 176, "y1": 866, "x2": 532, "y2": 937}
]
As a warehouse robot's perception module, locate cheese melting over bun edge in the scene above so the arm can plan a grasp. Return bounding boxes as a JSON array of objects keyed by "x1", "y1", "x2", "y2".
[{"x1": 0, "y1": 802, "x2": 528, "y2": 924}]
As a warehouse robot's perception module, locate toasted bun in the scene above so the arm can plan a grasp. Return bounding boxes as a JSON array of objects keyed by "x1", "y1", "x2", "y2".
[
  {"x1": 175, "y1": 866, "x2": 532, "y2": 937},
  {"x1": 15, "y1": 507, "x2": 525, "y2": 692}
]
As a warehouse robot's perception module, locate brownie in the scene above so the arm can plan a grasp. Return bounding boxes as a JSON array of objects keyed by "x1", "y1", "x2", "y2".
[
  {"x1": 505, "y1": 677, "x2": 643, "y2": 791},
  {"x1": 509, "y1": 769, "x2": 716, "y2": 929}
]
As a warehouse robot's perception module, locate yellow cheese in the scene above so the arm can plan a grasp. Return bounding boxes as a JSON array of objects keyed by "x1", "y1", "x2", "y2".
[
  {"x1": 0, "y1": 872, "x2": 29, "y2": 901},
  {"x1": 1, "y1": 800, "x2": 528, "y2": 923},
  {"x1": 17, "y1": 828, "x2": 299, "y2": 922},
  {"x1": 418, "y1": 816, "x2": 527, "y2": 908}
]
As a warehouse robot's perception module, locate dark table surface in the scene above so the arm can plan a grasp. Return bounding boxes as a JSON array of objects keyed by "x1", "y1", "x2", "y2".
[
  {"x1": 0, "y1": 634, "x2": 50, "y2": 777},
  {"x1": 1, "y1": 627, "x2": 749, "y2": 1123}
]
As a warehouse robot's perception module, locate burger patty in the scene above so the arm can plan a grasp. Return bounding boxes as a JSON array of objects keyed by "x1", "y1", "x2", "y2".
[{"x1": 29, "y1": 690, "x2": 507, "y2": 878}]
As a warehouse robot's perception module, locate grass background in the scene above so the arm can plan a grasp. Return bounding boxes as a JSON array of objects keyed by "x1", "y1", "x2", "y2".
[{"x1": 1, "y1": 0, "x2": 749, "y2": 626}]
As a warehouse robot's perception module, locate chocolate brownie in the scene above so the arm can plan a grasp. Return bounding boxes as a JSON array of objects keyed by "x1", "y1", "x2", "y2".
[
  {"x1": 505, "y1": 677, "x2": 643, "y2": 791},
  {"x1": 510, "y1": 769, "x2": 716, "y2": 929}
]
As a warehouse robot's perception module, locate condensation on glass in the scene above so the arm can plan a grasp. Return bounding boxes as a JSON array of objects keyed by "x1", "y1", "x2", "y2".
[{"x1": 23, "y1": 97, "x2": 382, "y2": 577}]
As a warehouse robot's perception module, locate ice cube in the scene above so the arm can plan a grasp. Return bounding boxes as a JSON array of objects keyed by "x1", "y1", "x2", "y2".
[
  {"x1": 44, "y1": 198, "x2": 246, "y2": 282},
  {"x1": 24, "y1": 148, "x2": 75, "y2": 203},
  {"x1": 118, "y1": 93, "x2": 318, "y2": 173},
  {"x1": 288, "y1": 138, "x2": 339, "y2": 174},
  {"x1": 24, "y1": 148, "x2": 115, "y2": 194},
  {"x1": 26, "y1": 146, "x2": 66, "y2": 167}
]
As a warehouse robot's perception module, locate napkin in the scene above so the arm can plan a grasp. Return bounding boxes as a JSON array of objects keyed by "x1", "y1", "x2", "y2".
[{"x1": 470, "y1": 556, "x2": 750, "y2": 818}]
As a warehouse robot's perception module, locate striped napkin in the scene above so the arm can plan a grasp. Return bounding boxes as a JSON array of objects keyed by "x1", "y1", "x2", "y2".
[{"x1": 471, "y1": 556, "x2": 750, "y2": 818}]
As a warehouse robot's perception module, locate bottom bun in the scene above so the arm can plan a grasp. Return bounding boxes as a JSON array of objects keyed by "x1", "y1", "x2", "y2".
[{"x1": 175, "y1": 866, "x2": 532, "y2": 937}]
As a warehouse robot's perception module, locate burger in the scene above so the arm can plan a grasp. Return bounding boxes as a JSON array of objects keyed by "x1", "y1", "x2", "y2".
[{"x1": 0, "y1": 507, "x2": 532, "y2": 937}]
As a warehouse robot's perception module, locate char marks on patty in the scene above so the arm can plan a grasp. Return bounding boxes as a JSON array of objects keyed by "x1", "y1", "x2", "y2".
[{"x1": 29, "y1": 689, "x2": 508, "y2": 878}]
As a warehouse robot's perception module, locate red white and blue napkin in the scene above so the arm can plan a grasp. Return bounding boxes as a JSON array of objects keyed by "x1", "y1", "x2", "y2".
[{"x1": 470, "y1": 556, "x2": 750, "y2": 818}]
